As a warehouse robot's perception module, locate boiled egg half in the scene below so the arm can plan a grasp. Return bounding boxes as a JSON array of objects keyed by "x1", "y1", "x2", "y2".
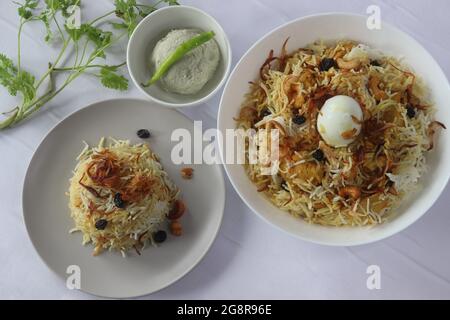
[{"x1": 317, "y1": 95, "x2": 363, "y2": 148}]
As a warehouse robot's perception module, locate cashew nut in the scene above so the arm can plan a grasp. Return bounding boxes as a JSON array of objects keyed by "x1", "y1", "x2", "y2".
[
  {"x1": 170, "y1": 220, "x2": 182, "y2": 236},
  {"x1": 283, "y1": 75, "x2": 299, "y2": 94},
  {"x1": 337, "y1": 58, "x2": 361, "y2": 70},
  {"x1": 279, "y1": 145, "x2": 290, "y2": 159},
  {"x1": 333, "y1": 50, "x2": 346, "y2": 59},
  {"x1": 339, "y1": 186, "x2": 361, "y2": 200},
  {"x1": 168, "y1": 200, "x2": 186, "y2": 220},
  {"x1": 293, "y1": 93, "x2": 305, "y2": 108},
  {"x1": 368, "y1": 75, "x2": 388, "y2": 101},
  {"x1": 298, "y1": 69, "x2": 316, "y2": 88},
  {"x1": 267, "y1": 120, "x2": 287, "y2": 136}
]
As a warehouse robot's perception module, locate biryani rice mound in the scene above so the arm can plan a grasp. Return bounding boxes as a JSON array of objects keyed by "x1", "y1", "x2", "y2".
[
  {"x1": 68, "y1": 138, "x2": 180, "y2": 256},
  {"x1": 235, "y1": 40, "x2": 445, "y2": 227}
]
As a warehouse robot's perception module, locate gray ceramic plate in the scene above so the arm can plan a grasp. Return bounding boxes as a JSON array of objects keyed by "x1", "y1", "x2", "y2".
[{"x1": 22, "y1": 98, "x2": 225, "y2": 298}]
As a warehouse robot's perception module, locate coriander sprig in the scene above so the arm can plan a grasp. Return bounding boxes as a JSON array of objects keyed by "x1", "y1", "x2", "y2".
[{"x1": 0, "y1": 0, "x2": 179, "y2": 129}]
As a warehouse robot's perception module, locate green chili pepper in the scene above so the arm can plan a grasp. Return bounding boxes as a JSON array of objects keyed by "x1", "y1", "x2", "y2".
[{"x1": 142, "y1": 31, "x2": 216, "y2": 87}]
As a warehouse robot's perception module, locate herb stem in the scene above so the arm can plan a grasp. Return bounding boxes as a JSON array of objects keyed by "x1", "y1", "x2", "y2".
[
  {"x1": 73, "y1": 42, "x2": 80, "y2": 71},
  {"x1": 22, "y1": 32, "x2": 127, "y2": 120},
  {"x1": 17, "y1": 19, "x2": 25, "y2": 72},
  {"x1": 77, "y1": 38, "x2": 90, "y2": 67},
  {"x1": 35, "y1": 39, "x2": 71, "y2": 91},
  {"x1": 1, "y1": 0, "x2": 172, "y2": 130},
  {"x1": 53, "y1": 61, "x2": 126, "y2": 72},
  {"x1": 88, "y1": 10, "x2": 115, "y2": 26},
  {"x1": 53, "y1": 15, "x2": 66, "y2": 42}
]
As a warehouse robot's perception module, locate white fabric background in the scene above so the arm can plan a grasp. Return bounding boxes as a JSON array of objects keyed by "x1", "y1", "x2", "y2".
[{"x1": 1, "y1": 0, "x2": 450, "y2": 299}]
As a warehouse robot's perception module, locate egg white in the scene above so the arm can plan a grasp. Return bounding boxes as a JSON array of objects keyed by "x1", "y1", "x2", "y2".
[{"x1": 317, "y1": 95, "x2": 363, "y2": 147}]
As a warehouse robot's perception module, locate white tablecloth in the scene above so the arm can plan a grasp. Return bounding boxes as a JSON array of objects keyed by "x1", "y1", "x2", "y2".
[{"x1": 1, "y1": 0, "x2": 450, "y2": 299}]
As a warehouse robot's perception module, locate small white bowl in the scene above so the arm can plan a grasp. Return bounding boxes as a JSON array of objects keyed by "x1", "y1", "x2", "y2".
[
  {"x1": 127, "y1": 5, "x2": 232, "y2": 108},
  {"x1": 218, "y1": 13, "x2": 450, "y2": 246}
]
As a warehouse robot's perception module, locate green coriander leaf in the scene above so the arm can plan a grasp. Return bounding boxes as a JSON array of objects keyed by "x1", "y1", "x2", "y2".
[
  {"x1": 44, "y1": 0, "x2": 81, "y2": 17},
  {"x1": 64, "y1": 24, "x2": 112, "y2": 58},
  {"x1": 0, "y1": 53, "x2": 36, "y2": 102},
  {"x1": 0, "y1": 54, "x2": 16, "y2": 90},
  {"x1": 127, "y1": 20, "x2": 137, "y2": 35},
  {"x1": 15, "y1": 70, "x2": 36, "y2": 102},
  {"x1": 39, "y1": 13, "x2": 53, "y2": 42},
  {"x1": 38, "y1": 1, "x2": 81, "y2": 41},
  {"x1": 86, "y1": 25, "x2": 112, "y2": 47},
  {"x1": 110, "y1": 22, "x2": 128, "y2": 30},
  {"x1": 83, "y1": 25, "x2": 112, "y2": 58},
  {"x1": 64, "y1": 23, "x2": 83, "y2": 41},
  {"x1": 15, "y1": 0, "x2": 39, "y2": 19},
  {"x1": 22, "y1": 0, "x2": 38, "y2": 9},
  {"x1": 18, "y1": 7, "x2": 32, "y2": 19},
  {"x1": 99, "y1": 66, "x2": 128, "y2": 91},
  {"x1": 136, "y1": 6, "x2": 155, "y2": 17},
  {"x1": 114, "y1": 0, "x2": 136, "y2": 14},
  {"x1": 114, "y1": 0, "x2": 138, "y2": 36},
  {"x1": 164, "y1": 0, "x2": 180, "y2": 5},
  {"x1": 44, "y1": 0, "x2": 62, "y2": 11}
]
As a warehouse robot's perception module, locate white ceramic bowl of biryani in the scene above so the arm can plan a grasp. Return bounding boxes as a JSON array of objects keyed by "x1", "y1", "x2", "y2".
[{"x1": 218, "y1": 13, "x2": 450, "y2": 246}]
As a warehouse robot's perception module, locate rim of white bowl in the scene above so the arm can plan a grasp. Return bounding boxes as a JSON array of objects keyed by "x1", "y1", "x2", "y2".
[
  {"x1": 127, "y1": 5, "x2": 232, "y2": 108},
  {"x1": 218, "y1": 12, "x2": 450, "y2": 247}
]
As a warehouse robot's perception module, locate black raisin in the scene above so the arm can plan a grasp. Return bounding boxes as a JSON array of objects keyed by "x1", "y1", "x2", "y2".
[
  {"x1": 137, "y1": 129, "x2": 151, "y2": 139},
  {"x1": 95, "y1": 219, "x2": 108, "y2": 230},
  {"x1": 370, "y1": 60, "x2": 381, "y2": 67},
  {"x1": 260, "y1": 108, "x2": 271, "y2": 118},
  {"x1": 406, "y1": 105, "x2": 416, "y2": 118},
  {"x1": 153, "y1": 230, "x2": 167, "y2": 243},
  {"x1": 293, "y1": 115, "x2": 306, "y2": 125},
  {"x1": 114, "y1": 193, "x2": 126, "y2": 208},
  {"x1": 319, "y1": 58, "x2": 337, "y2": 72},
  {"x1": 312, "y1": 149, "x2": 325, "y2": 162}
]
